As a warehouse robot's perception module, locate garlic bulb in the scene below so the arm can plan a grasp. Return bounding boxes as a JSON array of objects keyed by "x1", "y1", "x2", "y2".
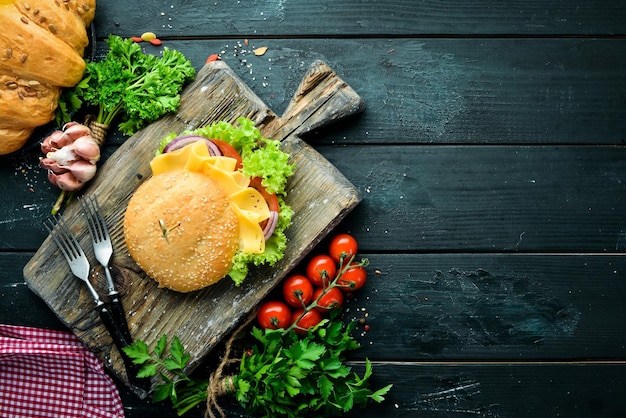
[{"x1": 40, "y1": 122, "x2": 100, "y2": 191}]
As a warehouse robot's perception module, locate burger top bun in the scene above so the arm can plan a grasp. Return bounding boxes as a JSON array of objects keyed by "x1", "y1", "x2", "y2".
[{"x1": 124, "y1": 169, "x2": 240, "y2": 292}]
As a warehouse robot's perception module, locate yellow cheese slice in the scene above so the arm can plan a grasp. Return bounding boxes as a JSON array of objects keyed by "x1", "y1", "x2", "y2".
[
  {"x1": 149, "y1": 140, "x2": 270, "y2": 254},
  {"x1": 200, "y1": 161, "x2": 251, "y2": 196},
  {"x1": 230, "y1": 203, "x2": 266, "y2": 254},
  {"x1": 150, "y1": 141, "x2": 206, "y2": 174},
  {"x1": 228, "y1": 188, "x2": 271, "y2": 224}
]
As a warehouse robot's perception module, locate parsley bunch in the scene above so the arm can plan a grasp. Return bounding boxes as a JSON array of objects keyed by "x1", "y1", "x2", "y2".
[
  {"x1": 236, "y1": 317, "x2": 392, "y2": 417},
  {"x1": 123, "y1": 317, "x2": 392, "y2": 417},
  {"x1": 58, "y1": 34, "x2": 195, "y2": 135}
]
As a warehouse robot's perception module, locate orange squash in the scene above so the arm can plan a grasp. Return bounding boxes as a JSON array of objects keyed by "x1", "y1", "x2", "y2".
[{"x1": 0, "y1": 0, "x2": 96, "y2": 155}]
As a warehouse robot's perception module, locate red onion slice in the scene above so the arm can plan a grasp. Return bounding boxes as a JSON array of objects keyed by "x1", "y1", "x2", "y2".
[
  {"x1": 262, "y1": 211, "x2": 279, "y2": 240},
  {"x1": 163, "y1": 135, "x2": 222, "y2": 156}
]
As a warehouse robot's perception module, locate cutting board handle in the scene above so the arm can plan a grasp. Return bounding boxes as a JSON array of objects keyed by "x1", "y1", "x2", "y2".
[{"x1": 264, "y1": 60, "x2": 365, "y2": 140}]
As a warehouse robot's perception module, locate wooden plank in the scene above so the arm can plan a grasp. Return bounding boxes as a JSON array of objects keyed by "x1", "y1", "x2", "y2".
[
  {"x1": 0, "y1": 145, "x2": 59, "y2": 250},
  {"x1": 321, "y1": 144, "x2": 626, "y2": 252},
  {"x1": 0, "y1": 253, "x2": 67, "y2": 329},
  {"x1": 116, "y1": 362, "x2": 626, "y2": 417},
  {"x1": 93, "y1": 0, "x2": 626, "y2": 37},
  {"x1": 348, "y1": 362, "x2": 626, "y2": 418},
  {"x1": 339, "y1": 253, "x2": 626, "y2": 360},
  {"x1": 22, "y1": 60, "x2": 364, "y2": 396},
  {"x1": 98, "y1": 38, "x2": 626, "y2": 147}
]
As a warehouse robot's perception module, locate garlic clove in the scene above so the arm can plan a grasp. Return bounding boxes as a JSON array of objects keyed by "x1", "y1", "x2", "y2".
[
  {"x1": 41, "y1": 130, "x2": 65, "y2": 153},
  {"x1": 62, "y1": 122, "x2": 79, "y2": 130},
  {"x1": 50, "y1": 132, "x2": 75, "y2": 150},
  {"x1": 46, "y1": 170, "x2": 59, "y2": 187},
  {"x1": 72, "y1": 135, "x2": 101, "y2": 162},
  {"x1": 46, "y1": 145, "x2": 77, "y2": 166},
  {"x1": 68, "y1": 160, "x2": 97, "y2": 182},
  {"x1": 63, "y1": 122, "x2": 92, "y2": 141},
  {"x1": 53, "y1": 171, "x2": 85, "y2": 191},
  {"x1": 39, "y1": 157, "x2": 69, "y2": 174}
]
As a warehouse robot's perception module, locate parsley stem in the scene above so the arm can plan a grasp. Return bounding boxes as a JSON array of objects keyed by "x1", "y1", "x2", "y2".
[{"x1": 99, "y1": 100, "x2": 124, "y2": 127}]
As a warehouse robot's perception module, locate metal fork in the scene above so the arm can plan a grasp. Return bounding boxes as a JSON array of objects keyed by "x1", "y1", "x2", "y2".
[
  {"x1": 44, "y1": 216, "x2": 102, "y2": 306},
  {"x1": 78, "y1": 195, "x2": 133, "y2": 344},
  {"x1": 45, "y1": 214, "x2": 149, "y2": 392}
]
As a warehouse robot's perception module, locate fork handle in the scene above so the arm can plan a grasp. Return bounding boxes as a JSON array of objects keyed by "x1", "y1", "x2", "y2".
[
  {"x1": 108, "y1": 292, "x2": 133, "y2": 345},
  {"x1": 96, "y1": 303, "x2": 151, "y2": 392}
]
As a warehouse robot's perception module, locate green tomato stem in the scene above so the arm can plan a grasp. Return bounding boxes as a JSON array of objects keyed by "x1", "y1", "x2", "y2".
[{"x1": 285, "y1": 255, "x2": 367, "y2": 334}]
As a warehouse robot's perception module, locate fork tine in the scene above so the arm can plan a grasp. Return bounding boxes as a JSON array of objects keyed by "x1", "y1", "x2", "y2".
[
  {"x1": 44, "y1": 218, "x2": 73, "y2": 262},
  {"x1": 92, "y1": 196, "x2": 110, "y2": 239},
  {"x1": 80, "y1": 196, "x2": 99, "y2": 241},
  {"x1": 54, "y1": 216, "x2": 85, "y2": 259},
  {"x1": 82, "y1": 195, "x2": 109, "y2": 242}
]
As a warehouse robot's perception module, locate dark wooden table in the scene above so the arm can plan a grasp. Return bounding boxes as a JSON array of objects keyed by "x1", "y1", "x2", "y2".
[{"x1": 2, "y1": 1, "x2": 625, "y2": 417}]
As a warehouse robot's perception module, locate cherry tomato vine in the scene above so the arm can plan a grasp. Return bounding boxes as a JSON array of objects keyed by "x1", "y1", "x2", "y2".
[{"x1": 257, "y1": 232, "x2": 370, "y2": 333}]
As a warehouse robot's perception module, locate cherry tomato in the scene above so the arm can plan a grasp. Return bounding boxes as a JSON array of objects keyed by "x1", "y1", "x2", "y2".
[
  {"x1": 210, "y1": 138, "x2": 243, "y2": 169},
  {"x1": 329, "y1": 233, "x2": 358, "y2": 264},
  {"x1": 306, "y1": 254, "x2": 337, "y2": 287},
  {"x1": 257, "y1": 301, "x2": 291, "y2": 330},
  {"x1": 282, "y1": 274, "x2": 314, "y2": 308},
  {"x1": 291, "y1": 309, "x2": 323, "y2": 333},
  {"x1": 337, "y1": 264, "x2": 367, "y2": 292},
  {"x1": 313, "y1": 287, "x2": 344, "y2": 313}
]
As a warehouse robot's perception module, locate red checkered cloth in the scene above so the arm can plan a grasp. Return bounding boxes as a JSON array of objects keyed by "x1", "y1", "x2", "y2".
[{"x1": 0, "y1": 324, "x2": 125, "y2": 418}]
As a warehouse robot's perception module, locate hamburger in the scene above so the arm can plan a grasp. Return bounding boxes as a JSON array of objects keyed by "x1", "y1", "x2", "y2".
[{"x1": 123, "y1": 118, "x2": 294, "y2": 292}]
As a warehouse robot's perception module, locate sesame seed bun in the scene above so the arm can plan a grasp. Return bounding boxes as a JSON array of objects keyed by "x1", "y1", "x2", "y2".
[{"x1": 123, "y1": 169, "x2": 240, "y2": 292}]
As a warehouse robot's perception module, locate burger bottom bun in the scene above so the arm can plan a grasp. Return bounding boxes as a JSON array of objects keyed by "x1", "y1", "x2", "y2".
[{"x1": 123, "y1": 169, "x2": 240, "y2": 292}]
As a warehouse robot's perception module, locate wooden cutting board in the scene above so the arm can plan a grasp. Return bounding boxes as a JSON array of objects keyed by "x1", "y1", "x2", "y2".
[{"x1": 23, "y1": 60, "x2": 364, "y2": 398}]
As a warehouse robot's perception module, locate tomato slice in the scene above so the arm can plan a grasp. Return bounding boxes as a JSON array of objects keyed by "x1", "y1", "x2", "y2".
[{"x1": 210, "y1": 138, "x2": 243, "y2": 169}]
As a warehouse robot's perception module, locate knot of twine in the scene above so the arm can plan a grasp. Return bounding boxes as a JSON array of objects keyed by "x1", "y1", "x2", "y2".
[
  {"x1": 205, "y1": 311, "x2": 257, "y2": 418},
  {"x1": 84, "y1": 114, "x2": 109, "y2": 147}
]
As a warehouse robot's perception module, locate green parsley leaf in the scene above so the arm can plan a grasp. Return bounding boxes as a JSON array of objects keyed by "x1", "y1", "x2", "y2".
[
  {"x1": 122, "y1": 340, "x2": 152, "y2": 365},
  {"x1": 154, "y1": 334, "x2": 167, "y2": 359},
  {"x1": 369, "y1": 384, "x2": 394, "y2": 403},
  {"x1": 317, "y1": 375, "x2": 333, "y2": 401},
  {"x1": 152, "y1": 382, "x2": 174, "y2": 403},
  {"x1": 168, "y1": 336, "x2": 191, "y2": 370},
  {"x1": 136, "y1": 363, "x2": 158, "y2": 379},
  {"x1": 293, "y1": 341, "x2": 326, "y2": 370}
]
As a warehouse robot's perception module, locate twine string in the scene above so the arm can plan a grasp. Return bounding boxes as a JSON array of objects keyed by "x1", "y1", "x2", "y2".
[
  {"x1": 84, "y1": 114, "x2": 109, "y2": 147},
  {"x1": 205, "y1": 311, "x2": 257, "y2": 418}
]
